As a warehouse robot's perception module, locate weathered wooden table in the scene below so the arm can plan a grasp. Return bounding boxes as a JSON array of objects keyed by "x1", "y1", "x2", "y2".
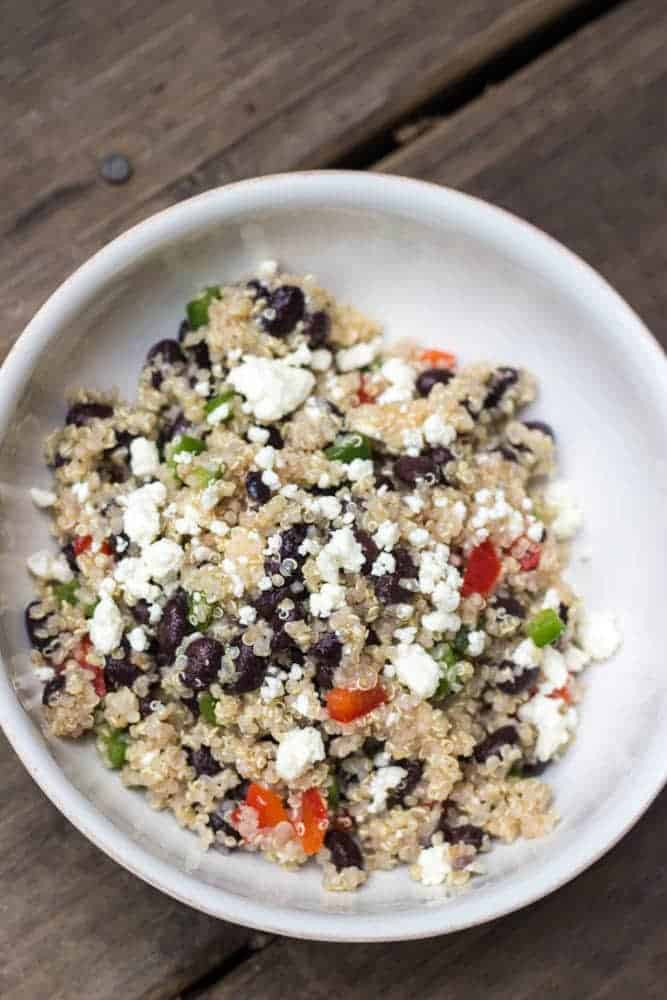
[{"x1": 2, "y1": 1, "x2": 665, "y2": 997}]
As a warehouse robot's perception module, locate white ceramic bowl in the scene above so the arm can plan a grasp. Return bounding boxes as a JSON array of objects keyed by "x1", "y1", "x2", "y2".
[{"x1": 1, "y1": 172, "x2": 665, "y2": 941}]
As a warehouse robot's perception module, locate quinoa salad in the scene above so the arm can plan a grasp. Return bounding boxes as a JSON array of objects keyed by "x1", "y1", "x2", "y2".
[{"x1": 25, "y1": 264, "x2": 621, "y2": 892}]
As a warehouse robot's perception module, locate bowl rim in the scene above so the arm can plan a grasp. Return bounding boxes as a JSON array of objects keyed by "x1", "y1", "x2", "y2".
[{"x1": 1, "y1": 169, "x2": 666, "y2": 941}]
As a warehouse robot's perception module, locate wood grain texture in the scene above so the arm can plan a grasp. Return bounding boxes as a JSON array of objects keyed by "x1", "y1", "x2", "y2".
[
  {"x1": 199, "y1": 792, "x2": 667, "y2": 1000},
  {"x1": 1, "y1": 0, "x2": 595, "y2": 353},
  {"x1": 0, "y1": 734, "x2": 250, "y2": 1000},
  {"x1": 379, "y1": 0, "x2": 667, "y2": 344}
]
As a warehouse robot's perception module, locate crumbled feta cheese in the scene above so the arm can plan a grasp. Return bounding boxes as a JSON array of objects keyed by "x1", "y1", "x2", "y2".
[
  {"x1": 275, "y1": 727, "x2": 325, "y2": 781},
  {"x1": 128, "y1": 626, "x2": 148, "y2": 652},
  {"x1": 577, "y1": 611, "x2": 622, "y2": 661},
  {"x1": 227, "y1": 356, "x2": 315, "y2": 422},
  {"x1": 310, "y1": 348, "x2": 332, "y2": 371},
  {"x1": 207, "y1": 401, "x2": 232, "y2": 425},
  {"x1": 148, "y1": 603, "x2": 163, "y2": 624},
  {"x1": 255, "y1": 445, "x2": 276, "y2": 470},
  {"x1": 210, "y1": 519, "x2": 229, "y2": 536},
  {"x1": 130, "y1": 437, "x2": 160, "y2": 478},
  {"x1": 408, "y1": 527, "x2": 430, "y2": 548},
  {"x1": 316, "y1": 527, "x2": 365, "y2": 583},
  {"x1": 247, "y1": 425, "x2": 270, "y2": 444},
  {"x1": 335, "y1": 338, "x2": 382, "y2": 372},
  {"x1": 526, "y1": 520, "x2": 545, "y2": 543},
  {"x1": 394, "y1": 643, "x2": 441, "y2": 699},
  {"x1": 141, "y1": 538, "x2": 184, "y2": 580},
  {"x1": 285, "y1": 343, "x2": 312, "y2": 367},
  {"x1": 513, "y1": 638, "x2": 543, "y2": 669},
  {"x1": 71, "y1": 481, "x2": 90, "y2": 503},
  {"x1": 194, "y1": 380, "x2": 210, "y2": 397},
  {"x1": 200, "y1": 481, "x2": 223, "y2": 511},
  {"x1": 30, "y1": 488, "x2": 56, "y2": 508},
  {"x1": 373, "y1": 520, "x2": 400, "y2": 551},
  {"x1": 467, "y1": 630, "x2": 486, "y2": 656},
  {"x1": 371, "y1": 551, "x2": 396, "y2": 576},
  {"x1": 378, "y1": 358, "x2": 416, "y2": 404},
  {"x1": 519, "y1": 694, "x2": 577, "y2": 761},
  {"x1": 122, "y1": 482, "x2": 167, "y2": 547},
  {"x1": 367, "y1": 765, "x2": 407, "y2": 813},
  {"x1": 174, "y1": 503, "x2": 201, "y2": 536},
  {"x1": 313, "y1": 496, "x2": 342, "y2": 520},
  {"x1": 401, "y1": 427, "x2": 424, "y2": 455},
  {"x1": 544, "y1": 480, "x2": 583, "y2": 541},
  {"x1": 280, "y1": 483, "x2": 299, "y2": 499},
  {"x1": 90, "y1": 595, "x2": 124, "y2": 655},
  {"x1": 542, "y1": 587, "x2": 560, "y2": 609},
  {"x1": 416, "y1": 844, "x2": 451, "y2": 885},
  {"x1": 260, "y1": 675, "x2": 284, "y2": 702},
  {"x1": 421, "y1": 609, "x2": 461, "y2": 633},
  {"x1": 310, "y1": 583, "x2": 346, "y2": 617},
  {"x1": 422, "y1": 414, "x2": 456, "y2": 447},
  {"x1": 26, "y1": 550, "x2": 73, "y2": 583},
  {"x1": 239, "y1": 605, "x2": 257, "y2": 626},
  {"x1": 394, "y1": 626, "x2": 417, "y2": 644},
  {"x1": 403, "y1": 494, "x2": 424, "y2": 514},
  {"x1": 541, "y1": 646, "x2": 569, "y2": 691},
  {"x1": 417, "y1": 544, "x2": 451, "y2": 594},
  {"x1": 563, "y1": 645, "x2": 590, "y2": 673},
  {"x1": 345, "y1": 458, "x2": 374, "y2": 481},
  {"x1": 261, "y1": 469, "x2": 280, "y2": 489}
]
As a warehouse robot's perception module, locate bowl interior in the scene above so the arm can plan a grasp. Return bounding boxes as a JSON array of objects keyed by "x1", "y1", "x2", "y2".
[{"x1": 0, "y1": 175, "x2": 665, "y2": 938}]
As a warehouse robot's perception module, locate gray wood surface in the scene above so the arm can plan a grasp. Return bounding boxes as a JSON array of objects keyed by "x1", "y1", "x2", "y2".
[
  {"x1": 2, "y1": 0, "x2": 596, "y2": 351},
  {"x1": 1, "y1": 0, "x2": 665, "y2": 998}
]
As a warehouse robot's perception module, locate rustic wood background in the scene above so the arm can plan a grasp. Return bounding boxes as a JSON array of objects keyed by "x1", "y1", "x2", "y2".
[{"x1": 1, "y1": 1, "x2": 665, "y2": 997}]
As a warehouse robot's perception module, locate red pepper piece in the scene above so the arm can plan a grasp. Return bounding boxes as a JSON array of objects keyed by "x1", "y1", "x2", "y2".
[
  {"x1": 461, "y1": 540, "x2": 502, "y2": 597},
  {"x1": 326, "y1": 684, "x2": 387, "y2": 723}
]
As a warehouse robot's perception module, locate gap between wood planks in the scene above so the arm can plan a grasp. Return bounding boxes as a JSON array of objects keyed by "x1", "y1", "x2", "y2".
[{"x1": 170, "y1": 0, "x2": 627, "y2": 993}]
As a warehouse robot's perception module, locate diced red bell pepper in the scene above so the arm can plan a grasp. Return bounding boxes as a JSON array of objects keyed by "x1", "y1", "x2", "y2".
[
  {"x1": 549, "y1": 685, "x2": 573, "y2": 705},
  {"x1": 74, "y1": 635, "x2": 106, "y2": 697},
  {"x1": 326, "y1": 684, "x2": 387, "y2": 723},
  {"x1": 245, "y1": 782, "x2": 290, "y2": 828},
  {"x1": 461, "y1": 540, "x2": 502, "y2": 597},
  {"x1": 99, "y1": 539, "x2": 113, "y2": 556},
  {"x1": 72, "y1": 535, "x2": 93, "y2": 556},
  {"x1": 298, "y1": 787, "x2": 328, "y2": 855},
  {"x1": 418, "y1": 348, "x2": 456, "y2": 369},
  {"x1": 517, "y1": 543, "x2": 541, "y2": 572},
  {"x1": 356, "y1": 373, "x2": 377, "y2": 405}
]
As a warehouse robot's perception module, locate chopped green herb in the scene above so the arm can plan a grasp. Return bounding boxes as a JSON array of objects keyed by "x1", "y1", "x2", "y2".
[
  {"x1": 204, "y1": 388, "x2": 236, "y2": 416},
  {"x1": 84, "y1": 600, "x2": 99, "y2": 618},
  {"x1": 167, "y1": 434, "x2": 207, "y2": 470},
  {"x1": 198, "y1": 692, "x2": 218, "y2": 725},
  {"x1": 53, "y1": 580, "x2": 79, "y2": 606},
  {"x1": 186, "y1": 286, "x2": 222, "y2": 330},
  {"x1": 525, "y1": 608, "x2": 564, "y2": 648},
  {"x1": 191, "y1": 465, "x2": 224, "y2": 489},
  {"x1": 327, "y1": 776, "x2": 340, "y2": 811},
  {"x1": 187, "y1": 591, "x2": 217, "y2": 629},
  {"x1": 325, "y1": 432, "x2": 373, "y2": 463},
  {"x1": 106, "y1": 729, "x2": 129, "y2": 769},
  {"x1": 432, "y1": 644, "x2": 464, "y2": 701},
  {"x1": 453, "y1": 626, "x2": 470, "y2": 657}
]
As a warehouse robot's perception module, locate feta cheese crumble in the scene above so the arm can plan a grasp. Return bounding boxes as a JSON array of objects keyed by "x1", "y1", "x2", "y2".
[
  {"x1": 275, "y1": 727, "x2": 325, "y2": 781},
  {"x1": 90, "y1": 595, "x2": 124, "y2": 655},
  {"x1": 227, "y1": 356, "x2": 315, "y2": 422},
  {"x1": 393, "y1": 643, "x2": 441, "y2": 699},
  {"x1": 130, "y1": 437, "x2": 160, "y2": 478}
]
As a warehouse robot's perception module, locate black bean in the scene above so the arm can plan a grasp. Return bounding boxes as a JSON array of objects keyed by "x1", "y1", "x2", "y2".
[
  {"x1": 373, "y1": 573, "x2": 412, "y2": 606},
  {"x1": 393, "y1": 546, "x2": 417, "y2": 579},
  {"x1": 227, "y1": 643, "x2": 267, "y2": 694},
  {"x1": 324, "y1": 830, "x2": 364, "y2": 870},
  {"x1": 230, "y1": 778, "x2": 251, "y2": 801},
  {"x1": 181, "y1": 693, "x2": 201, "y2": 719},
  {"x1": 131, "y1": 600, "x2": 151, "y2": 625},
  {"x1": 263, "y1": 425, "x2": 284, "y2": 449},
  {"x1": 271, "y1": 603, "x2": 303, "y2": 654},
  {"x1": 188, "y1": 340, "x2": 211, "y2": 369},
  {"x1": 186, "y1": 745, "x2": 221, "y2": 776},
  {"x1": 523, "y1": 420, "x2": 555, "y2": 440},
  {"x1": 520, "y1": 760, "x2": 549, "y2": 778},
  {"x1": 156, "y1": 590, "x2": 190, "y2": 663},
  {"x1": 182, "y1": 637, "x2": 223, "y2": 691},
  {"x1": 483, "y1": 366, "x2": 519, "y2": 409},
  {"x1": 355, "y1": 529, "x2": 379, "y2": 574},
  {"x1": 104, "y1": 644, "x2": 140, "y2": 692},
  {"x1": 145, "y1": 339, "x2": 186, "y2": 366},
  {"x1": 386, "y1": 759, "x2": 423, "y2": 809},
  {"x1": 25, "y1": 601, "x2": 51, "y2": 651},
  {"x1": 473, "y1": 725, "x2": 519, "y2": 763},
  {"x1": 245, "y1": 471, "x2": 271, "y2": 505},
  {"x1": 366, "y1": 626, "x2": 380, "y2": 646},
  {"x1": 430, "y1": 446, "x2": 454, "y2": 467},
  {"x1": 375, "y1": 475, "x2": 395, "y2": 492},
  {"x1": 309, "y1": 632, "x2": 342, "y2": 693},
  {"x1": 496, "y1": 665, "x2": 539, "y2": 695},
  {"x1": 42, "y1": 673, "x2": 65, "y2": 706},
  {"x1": 280, "y1": 523, "x2": 308, "y2": 563},
  {"x1": 253, "y1": 584, "x2": 291, "y2": 622},
  {"x1": 493, "y1": 594, "x2": 526, "y2": 619},
  {"x1": 362, "y1": 737, "x2": 385, "y2": 757},
  {"x1": 260, "y1": 285, "x2": 305, "y2": 337},
  {"x1": 52, "y1": 452, "x2": 68, "y2": 468},
  {"x1": 177, "y1": 318, "x2": 191, "y2": 342},
  {"x1": 151, "y1": 371, "x2": 163, "y2": 389},
  {"x1": 559, "y1": 602, "x2": 570, "y2": 624},
  {"x1": 440, "y1": 821, "x2": 484, "y2": 850},
  {"x1": 494, "y1": 444, "x2": 519, "y2": 463},
  {"x1": 394, "y1": 455, "x2": 436, "y2": 486},
  {"x1": 65, "y1": 402, "x2": 114, "y2": 427},
  {"x1": 209, "y1": 812, "x2": 241, "y2": 840},
  {"x1": 61, "y1": 542, "x2": 78, "y2": 574},
  {"x1": 138, "y1": 685, "x2": 160, "y2": 719},
  {"x1": 246, "y1": 279, "x2": 270, "y2": 300},
  {"x1": 303, "y1": 310, "x2": 331, "y2": 348},
  {"x1": 416, "y1": 368, "x2": 454, "y2": 397}
]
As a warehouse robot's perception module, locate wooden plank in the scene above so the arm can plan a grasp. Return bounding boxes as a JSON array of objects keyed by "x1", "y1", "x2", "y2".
[
  {"x1": 198, "y1": 2, "x2": 667, "y2": 996},
  {"x1": 378, "y1": 0, "x2": 667, "y2": 344},
  {"x1": 1, "y1": 0, "x2": 598, "y2": 354},
  {"x1": 0, "y1": 733, "x2": 251, "y2": 1000},
  {"x1": 199, "y1": 791, "x2": 667, "y2": 1000}
]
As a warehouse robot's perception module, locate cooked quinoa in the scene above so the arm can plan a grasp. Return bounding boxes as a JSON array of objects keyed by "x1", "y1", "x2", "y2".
[{"x1": 25, "y1": 263, "x2": 621, "y2": 891}]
